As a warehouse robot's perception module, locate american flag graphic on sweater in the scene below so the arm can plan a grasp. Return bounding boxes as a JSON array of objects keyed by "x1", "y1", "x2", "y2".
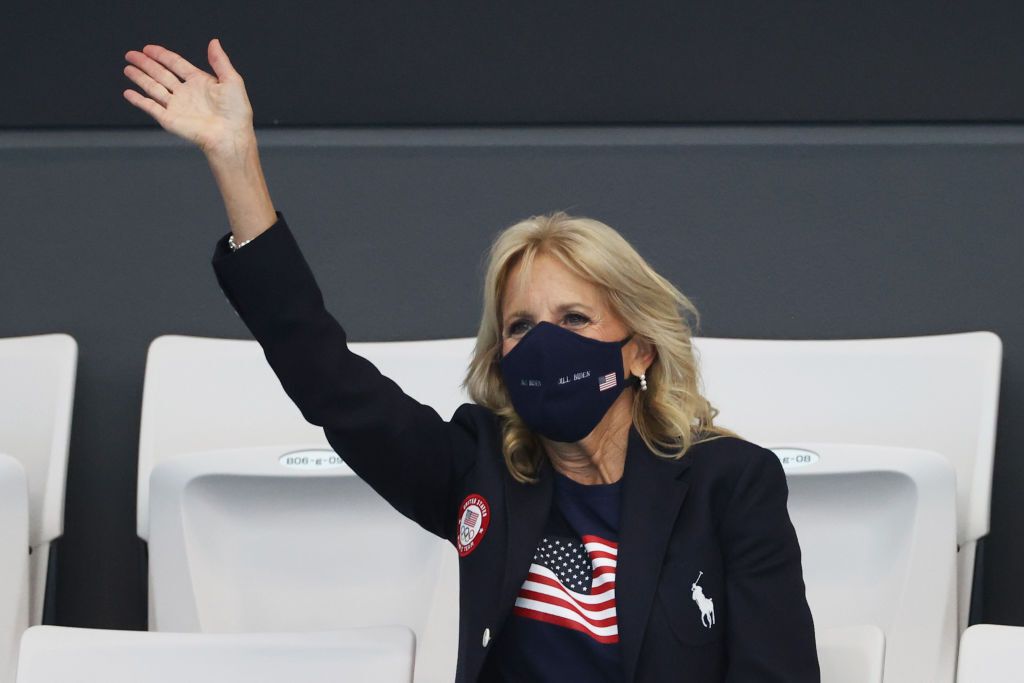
[{"x1": 512, "y1": 533, "x2": 619, "y2": 643}]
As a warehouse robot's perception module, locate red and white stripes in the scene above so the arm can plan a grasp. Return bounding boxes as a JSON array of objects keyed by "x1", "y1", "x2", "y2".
[{"x1": 512, "y1": 534, "x2": 619, "y2": 643}]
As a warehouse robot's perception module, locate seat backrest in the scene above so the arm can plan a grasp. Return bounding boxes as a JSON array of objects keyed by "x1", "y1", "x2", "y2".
[
  {"x1": 0, "y1": 334, "x2": 76, "y2": 551},
  {"x1": 780, "y1": 443, "x2": 957, "y2": 682},
  {"x1": 148, "y1": 446, "x2": 459, "y2": 683},
  {"x1": 693, "y1": 331, "x2": 1001, "y2": 547},
  {"x1": 0, "y1": 333, "x2": 77, "y2": 626},
  {"x1": 137, "y1": 334, "x2": 477, "y2": 538},
  {"x1": 0, "y1": 454, "x2": 29, "y2": 683},
  {"x1": 15, "y1": 625, "x2": 415, "y2": 683},
  {"x1": 955, "y1": 623, "x2": 1024, "y2": 682}
]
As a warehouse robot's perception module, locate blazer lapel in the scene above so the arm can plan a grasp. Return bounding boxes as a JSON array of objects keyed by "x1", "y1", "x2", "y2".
[
  {"x1": 617, "y1": 425, "x2": 693, "y2": 682},
  {"x1": 496, "y1": 454, "x2": 554, "y2": 629}
]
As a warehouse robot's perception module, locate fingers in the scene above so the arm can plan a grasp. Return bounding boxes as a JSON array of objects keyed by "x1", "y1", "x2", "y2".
[
  {"x1": 123, "y1": 63, "x2": 171, "y2": 107},
  {"x1": 140, "y1": 44, "x2": 204, "y2": 83},
  {"x1": 207, "y1": 38, "x2": 239, "y2": 82},
  {"x1": 122, "y1": 88, "x2": 168, "y2": 128},
  {"x1": 125, "y1": 48, "x2": 185, "y2": 94}
]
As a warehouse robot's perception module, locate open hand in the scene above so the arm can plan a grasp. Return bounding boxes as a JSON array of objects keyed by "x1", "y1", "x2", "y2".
[{"x1": 123, "y1": 39, "x2": 256, "y2": 159}]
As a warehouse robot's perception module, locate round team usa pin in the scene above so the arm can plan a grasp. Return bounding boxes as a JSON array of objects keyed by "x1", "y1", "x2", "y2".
[{"x1": 457, "y1": 493, "x2": 491, "y2": 557}]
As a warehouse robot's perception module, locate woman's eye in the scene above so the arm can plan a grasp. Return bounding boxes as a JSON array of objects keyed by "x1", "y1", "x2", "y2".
[
  {"x1": 506, "y1": 313, "x2": 588, "y2": 337},
  {"x1": 508, "y1": 321, "x2": 530, "y2": 336},
  {"x1": 564, "y1": 313, "x2": 590, "y2": 326}
]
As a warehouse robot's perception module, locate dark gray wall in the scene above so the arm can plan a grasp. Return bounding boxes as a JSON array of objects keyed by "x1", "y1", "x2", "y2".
[
  {"x1": 0, "y1": 126, "x2": 1021, "y2": 628},
  {"x1": 8, "y1": 2, "x2": 1024, "y2": 127}
]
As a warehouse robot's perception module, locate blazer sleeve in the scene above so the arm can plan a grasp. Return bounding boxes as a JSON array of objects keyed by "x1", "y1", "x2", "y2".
[
  {"x1": 720, "y1": 446, "x2": 821, "y2": 682},
  {"x1": 210, "y1": 210, "x2": 480, "y2": 543}
]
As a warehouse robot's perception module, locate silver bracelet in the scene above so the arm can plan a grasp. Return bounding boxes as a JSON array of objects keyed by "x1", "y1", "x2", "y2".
[{"x1": 228, "y1": 233, "x2": 255, "y2": 251}]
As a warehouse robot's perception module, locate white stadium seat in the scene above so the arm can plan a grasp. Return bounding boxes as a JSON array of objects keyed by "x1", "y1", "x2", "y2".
[
  {"x1": 695, "y1": 331, "x2": 1001, "y2": 682},
  {"x1": 780, "y1": 443, "x2": 957, "y2": 682},
  {"x1": 955, "y1": 623, "x2": 1024, "y2": 682},
  {"x1": 0, "y1": 334, "x2": 77, "y2": 627},
  {"x1": 14, "y1": 625, "x2": 415, "y2": 683},
  {"x1": 0, "y1": 333, "x2": 77, "y2": 683},
  {"x1": 139, "y1": 334, "x2": 476, "y2": 683},
  {"x1": 0, "y1": 455, "x2": 29, "y2": 683},
  {"x1": 694, "y1": 330, "x2": 1001, "y2": 635}
]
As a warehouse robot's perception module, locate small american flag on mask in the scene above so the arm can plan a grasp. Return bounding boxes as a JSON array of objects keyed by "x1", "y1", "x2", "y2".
[{"x1": 597, "y1": 372, "x2": 617, "y2": 391}]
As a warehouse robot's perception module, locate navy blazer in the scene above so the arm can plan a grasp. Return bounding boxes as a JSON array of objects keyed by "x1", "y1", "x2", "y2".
[{"x1": 211, "y1": 211, "x2": 821, "y2": 682}]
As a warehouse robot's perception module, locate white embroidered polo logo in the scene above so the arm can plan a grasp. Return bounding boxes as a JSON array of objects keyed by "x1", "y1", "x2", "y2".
[{"x1": 691, "y1": 571, "x2": 715, "y2": 628}]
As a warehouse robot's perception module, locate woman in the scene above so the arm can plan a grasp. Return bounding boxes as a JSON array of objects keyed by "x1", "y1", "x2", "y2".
[{"x1": 123, "y1": 39, "x2": 820, "y2": 682}]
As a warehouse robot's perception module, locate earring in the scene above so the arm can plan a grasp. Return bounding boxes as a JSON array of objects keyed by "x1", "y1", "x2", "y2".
[{"x1": 639, "y1": 372, "x2": 648, "y2": 392}]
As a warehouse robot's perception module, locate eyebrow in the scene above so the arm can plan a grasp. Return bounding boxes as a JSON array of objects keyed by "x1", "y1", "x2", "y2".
[{"x1": 504, "y1": 302, "x2": 594, "y2": 325}]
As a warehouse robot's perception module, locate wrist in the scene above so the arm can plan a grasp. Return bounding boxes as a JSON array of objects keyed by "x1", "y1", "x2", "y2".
[{"x1": 203, "y1": 129, "x2": 259, "y2": 168}]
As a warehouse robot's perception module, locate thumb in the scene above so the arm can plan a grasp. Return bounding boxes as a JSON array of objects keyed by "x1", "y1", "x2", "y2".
[{"x1": 208, "y1": 38, "x2": 238, "y2": 81}]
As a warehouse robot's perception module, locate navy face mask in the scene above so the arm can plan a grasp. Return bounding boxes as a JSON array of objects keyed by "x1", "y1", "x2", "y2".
[{"x1": 499, "y1": 320, "x2": 637, "y2": 443}]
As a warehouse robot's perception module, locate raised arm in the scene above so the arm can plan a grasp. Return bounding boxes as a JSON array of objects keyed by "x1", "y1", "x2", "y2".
[
  {"x1": 123, "y1": 39, "x2": 482, "y2": 541},
  {"x1": 209, "y1": 214, "x2": 481, "y2": 539}
]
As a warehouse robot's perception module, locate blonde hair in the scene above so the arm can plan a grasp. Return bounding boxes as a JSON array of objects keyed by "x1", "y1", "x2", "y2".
[{"x1": 463, "y1": 210, "x2": 740, "y2": 484}]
